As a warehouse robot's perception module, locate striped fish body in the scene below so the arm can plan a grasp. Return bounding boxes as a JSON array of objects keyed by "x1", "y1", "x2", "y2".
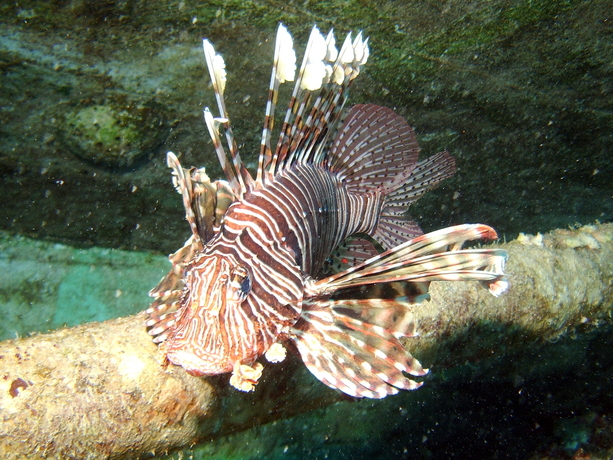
[
  {"x1": 163, "y1": 163, "x2": 384, "y2": 375},
  {"x1": 147, "y1": 25, "x2": 508, "y2": 397}
]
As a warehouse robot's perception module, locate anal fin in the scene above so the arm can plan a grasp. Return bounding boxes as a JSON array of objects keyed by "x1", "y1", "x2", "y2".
[{"x1": 374, "y1": 215, "x2": 423, "y2": 250}]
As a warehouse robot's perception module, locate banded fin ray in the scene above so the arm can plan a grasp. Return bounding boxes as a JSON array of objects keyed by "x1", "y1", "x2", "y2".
[
  {"x1": 202, "y1": 39, "x2": 255, "y2": 196},
  {"x1": 311, "y1": 224, "x2": 508, "y2": 296},
  {"x1": 257, "y1": 24, "x2": 297, "y2": 185},
  {"x1": 295, "y1": 32, "x2": 370, "y2": 168},
  {"x1": 272, "y1": 29, "x2": 369, "y2": 174},
  {"x1": 166, "y1": 152, "x2": 236, "y2": 244},
  {"x1": 166, "y1": 152, "x2": 201, "y2": 243},
  {"x1": 269, "y1": 26, "x2": 335, "y2": 175},
  {"x1": 291, "y1": 298, "x2": 426, "y2": 399},
  {"x1": 286, "y1": 32, "x2": 364, "y2": 168}
]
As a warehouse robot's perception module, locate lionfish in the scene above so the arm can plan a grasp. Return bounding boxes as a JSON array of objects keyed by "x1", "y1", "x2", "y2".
[{"x1": 146, "y1": 25, "x2": 507, "y2": 399}]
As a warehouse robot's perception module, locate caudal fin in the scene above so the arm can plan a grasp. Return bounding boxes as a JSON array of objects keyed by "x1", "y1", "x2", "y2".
[{"x1": 374, "y1": 150, "x2": 457, "y2": 249}]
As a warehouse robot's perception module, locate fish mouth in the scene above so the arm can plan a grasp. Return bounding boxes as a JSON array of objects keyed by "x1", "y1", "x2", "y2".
[{"x1": 166, "y1": 348, "x2": 232, "y2": 376}]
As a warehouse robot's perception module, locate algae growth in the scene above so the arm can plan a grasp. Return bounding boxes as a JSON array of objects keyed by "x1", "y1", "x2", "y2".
[{"x1": 61, "y1": 98, "x2": 166, "y2": 171}]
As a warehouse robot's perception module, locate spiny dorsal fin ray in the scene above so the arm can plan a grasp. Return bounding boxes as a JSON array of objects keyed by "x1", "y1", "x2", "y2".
[
  {"x1": 270, "y1": 26, "x2": 335, "y2": 174},
  {"x1": 257, "y1": 24, "x2": 297, "y2": 185},
  {"x1": 166, "y1": 152, "x2": 236, "y2": 244},
  {"x1": 166, "y1": 152, "x2": 201, "y2": 242},
  {"x1": 202, "y1": 109, "x2": 240, "y2": 193},
  {"x1": 272, "y1": 28, "x2": 369, "y2": 174},
  {"x1": 311, "y1": 224, "x2": 508, "y2": 297},
  {"x1": 202, "y1": 39, "x2": 255, "y2": 196},
  {"x1": 285, "y1": 32, "x2": 369, "y2": 169},
  {"x1": 291, "y1": 298, "x2": 426, "y2": 398}
]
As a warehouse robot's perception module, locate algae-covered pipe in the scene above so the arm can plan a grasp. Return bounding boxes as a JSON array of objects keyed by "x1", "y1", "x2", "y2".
[
  {"x1": 414, "y1": 223, "x2": 613, "y2": 369},
  {"x1": 0, "y1": 224, "x2": 612, "y2": 459}
]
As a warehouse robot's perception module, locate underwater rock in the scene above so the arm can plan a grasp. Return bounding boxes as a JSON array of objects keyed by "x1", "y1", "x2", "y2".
[
  {"x1": 59, "y1": 96, "x2": 167, "y2": 171},
  {"x1": 0, "y1": 231, "x2": 169, "y2": 341}
]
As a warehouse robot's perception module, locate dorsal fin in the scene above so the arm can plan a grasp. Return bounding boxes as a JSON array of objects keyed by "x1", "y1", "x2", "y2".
[
  {"x1": 270, "y1": 28, "x2": 369, "y2": 175},
  {"x1": 325, "y1": 104, "x2": 420, "y2": 195},
  {"x1": 202, "y1": 39, "x2": 255, "y2": 197},
  {"x1": 166, "y1": 152, "x2": 237, "y2": 244},
  {"x1": 256, "y1": 24, "x2": 297, "y2": 185},
  {"x1": 201, "y1": 26, "x2": 370, "y2": 191}
]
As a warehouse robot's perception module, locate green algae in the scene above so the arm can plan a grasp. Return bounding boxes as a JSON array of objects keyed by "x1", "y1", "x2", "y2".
[
  {"x1": 61, "y1": 98, "x2": 166, "y2": 171},
  {"x1": 64, "y1": 105, "x2": 140, "y2": 161}
]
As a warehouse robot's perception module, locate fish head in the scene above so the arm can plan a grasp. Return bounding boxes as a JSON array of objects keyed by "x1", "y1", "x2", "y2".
[{"x1": 163, "y1": 240, "x2": 304, "y2": 376}]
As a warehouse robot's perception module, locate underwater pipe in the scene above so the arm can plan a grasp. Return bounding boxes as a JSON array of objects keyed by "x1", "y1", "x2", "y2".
[{"x1": 0, "y1": 223, "x2": 611, "y2": 459}]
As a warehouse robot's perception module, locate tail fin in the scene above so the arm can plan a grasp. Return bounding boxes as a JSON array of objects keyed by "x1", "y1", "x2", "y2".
[{"x1": 374, "y1": 151, "x2": 457, "y2": 249}]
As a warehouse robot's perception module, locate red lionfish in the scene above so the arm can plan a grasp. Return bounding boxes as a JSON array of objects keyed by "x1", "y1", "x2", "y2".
[{"x1": 146, "y1": 24, "x2": 508, "y2": 399}]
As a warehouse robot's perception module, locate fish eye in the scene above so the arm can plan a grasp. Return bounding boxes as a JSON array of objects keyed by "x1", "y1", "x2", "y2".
[
  {"x1": 239, "y1": 274, "x2": 251, "y2": 295},
  {"x1": 228, "y1": 265, "x2": 251, "y2": 301}
]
